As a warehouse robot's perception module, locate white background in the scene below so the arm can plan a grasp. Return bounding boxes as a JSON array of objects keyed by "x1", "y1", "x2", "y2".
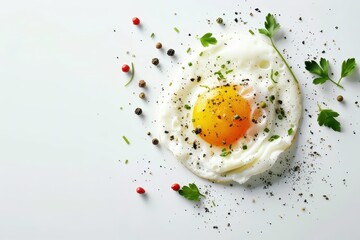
[{"x1": 1, "y1": 0, "x2": 359, "y2": 239}]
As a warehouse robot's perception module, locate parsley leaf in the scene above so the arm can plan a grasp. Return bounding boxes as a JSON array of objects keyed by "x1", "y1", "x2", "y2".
[
  {"x1": 340, "y1": 58, "x2": 356, "y2": 82},
  {"x1": 258, "y1": 13, "x2": 280, "y2": 38},
  {"x1": 178, "y1": 183, "x2": 205, "y2": 201},
  {"x1": 305, "y1": 58, "x2": 356, "y2": 88},
  {"x1": 200, "y1": 33, "x2": 217, "y2": 47},
  {"x1": 258, "y1": 14, "x2": 299, "y2": 84},
  {"x1": 305, "y1": 58, "x2": 331, "y2": 85},
  {"x1": 317, "y1": 105, "x2": 341, "y2": 132}
]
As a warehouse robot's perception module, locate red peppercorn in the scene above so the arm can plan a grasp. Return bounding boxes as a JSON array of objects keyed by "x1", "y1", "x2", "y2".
[
  {"x1": 171, "y1": 183, "x2": 180, "y2": 191},
  {"x1": 122, "y1": 64, "x2": 130, "y2": 72},
  {"x1": 132, "y1": 17, "x2": 140, "y2": 25},
  {"x1": 136, "y1": 187, "x2": 145, "y2": 194}
]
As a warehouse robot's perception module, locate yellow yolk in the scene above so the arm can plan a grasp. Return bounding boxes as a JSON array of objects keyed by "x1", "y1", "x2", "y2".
[{"x1": 192, "y1": 85, "x2": 251, "y2": 146}]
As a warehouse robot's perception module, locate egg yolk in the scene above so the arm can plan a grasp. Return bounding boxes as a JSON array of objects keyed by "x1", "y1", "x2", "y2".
[{"x1": 192, "y1": 85, "x2": 251, "y2": 146}]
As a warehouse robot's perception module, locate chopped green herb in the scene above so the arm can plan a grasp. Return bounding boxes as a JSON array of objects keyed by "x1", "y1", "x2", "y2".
[
  {"x1": 125, "y1": 159, "x2": 129, "y2": 164},
  {"x1": 249, "y1": 29, "x2": 255, "y2": 35},
  {"x1": 178, "y1": 183, "x2": 205, "y2": 201},
  {"x1": 242, "y1": 145, "x2": 248, "y2": 150},
  {"x1": 264, "y1": 128, "x2": 270, "y2": 133},
  {"x1": 212, "y1": 200, "x2": 216, "y2": 207},
  {"x1": 199, "y1": 51, "x2": 204, "y2": 56},
  {"x1": 200, "y1": 85, "x2": 210, "y2": 90},
  {"x1": 184, "y1": 104, "x2": 191, "y2": 110},
  {"x1": 269, "y1": 95, "x2": 275, "y2": 103},
  {"x1": 124, "y1": 62, "x2": 135, "y2": 87},
  {"x1": 174, "y1": 27, "x2": 180, "y2": 33},
  {"x1": 150, "y1": 33, "x2": 155, "y2": 38},
  {"x1": 259, "y1": 14, "x2": 299, "y2": 84},
  {"x1": 214, "y1": 70, "x2": 225, "y2": 80},
  {"x1": 192, "y1": 118, "x2": 195, "y2": 122},
  {"x1": 220, "y1": 151, "x2": 231, "y2": 157},
  {"x1": 186, "y1": 47, "x2": 191, "y2": 53},
  {"x1": 270, "y1": 69, "x2": 278, "y2": 83},
  {"x1": 122, "y1": 136, "x2": 130, "y2": 145},
  {"x1": 317, "y1": 104, "x2": 341, "y2": 132},
  {"x1": 226, "y1": 60, "x2": 231, "y2": 64},
  {"x1": 268, "y1": 135, "x2": 280, "y2": 142},
  {"x1": 200, "y1": 33, "x2": 218, "y2": 47},
  {"x1": 233, "y1": 114, "x2": 241, "y2": 120},
  {"x1": 188, "y1": 62, "x2": 193, "y2": 67},
  {"x1": 225, "y1": 69, "x2": 233, "y2": 74},
  {"x1": 288, "y1": 128, "x2": 293, "y2": 135}
]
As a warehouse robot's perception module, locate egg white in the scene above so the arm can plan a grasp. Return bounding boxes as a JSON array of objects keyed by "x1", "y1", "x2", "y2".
[{"x1": 159, "y1": 32, "x2": 302, "y2": 184}]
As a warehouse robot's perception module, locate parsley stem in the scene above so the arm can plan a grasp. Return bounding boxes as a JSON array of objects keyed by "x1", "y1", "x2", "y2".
[
  {"x1": 330, "y1": 78, "x2": 344, "y2": 89},
  {"x1": 270, "y1": 39, "x2": 298, "y2": 84},
  {"x1": 124, "y1": 62, "x2": 135, "y2": 87}
]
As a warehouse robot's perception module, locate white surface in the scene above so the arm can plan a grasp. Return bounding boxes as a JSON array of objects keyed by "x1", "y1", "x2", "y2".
[{"x1": 0, "y1": 0, "x2": 359, "y2": 239}]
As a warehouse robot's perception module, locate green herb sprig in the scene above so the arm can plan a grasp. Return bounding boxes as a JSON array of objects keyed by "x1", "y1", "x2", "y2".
[
  {"x1": 200, "y1": 33, "x2": 217, "y2": 47},
  {"x1": 179, "y1": 183, "x2": 205, "y2": 201},
  {"x1": 317, "y1": 104, "x2": 341, "y2": 132},
  {"x1": 259, "y1": 14, "x2": 298, "y2": 84},
  {"x1": 124, "y1": 62, "x2": 135, "y2": 87},
  {"x1": 305, "y1": 58, "x2": 356, "y2": 89}
]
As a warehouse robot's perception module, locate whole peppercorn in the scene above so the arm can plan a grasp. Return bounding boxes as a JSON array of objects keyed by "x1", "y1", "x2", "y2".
[
  {"x1": 167, "y1": 49, "x2": 175, "y2": 56},
  {"x1": 138, "y1": 80, "x2": 146, "y2": 88},
  {"x1": 132, "y1": 17, "x2": 140, "y2": 25},
  {"x1": 156, "y1": 42, "x2": 162, "y2": 49},
  {"x1": 135, "y1": 108, "x2": 143, "y2": 115},
  {"x1": 152, "y1": 58, "x2": 159, "y2": 66},
  {"x1": 171, "y1": 183, "x2": 180, "y2": 191},
  {"x1": 121, "y1": 64, "x2": 130, "y2": 72},
  {"x1": 216, "y1": 17, "x2": 223, "y2": 24},
  {"x1": 337, "y1": 95, "x2": 344, "y2": 102},
  {"x1": 152, "y1": 138, "x2": 159, "y2": 145},
  {"x1": 139, "y1": 92, "x2": 145, "y2": 99},
  {"x1": 136, "y1": 187, "x2": 145, "y2": 194}
]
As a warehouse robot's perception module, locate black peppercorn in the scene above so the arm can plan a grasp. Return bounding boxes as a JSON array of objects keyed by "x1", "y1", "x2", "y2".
[
  {"x1": 167, "y1": 49, "x2": 175, "y2": 56},
  {"x1": 138, "y1": 80, "x2": 146, "y2": 88},
  {"x1": 135, "y1": 108, "x2": 142, "y2": 115},
  {"x1": 152, "y1": 58, "x2": 159, "y2": 66},
  {"x1": 152, "y1": 138, "x2": 159, "y2": 145},
  {"x1": 337, "y1": 95, "x2": 344, "y2": 102}
]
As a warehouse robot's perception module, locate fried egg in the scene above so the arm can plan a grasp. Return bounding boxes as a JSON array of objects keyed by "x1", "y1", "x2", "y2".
[{"x1": 159, "y1": 32, "x2": 302, "y2": 184}]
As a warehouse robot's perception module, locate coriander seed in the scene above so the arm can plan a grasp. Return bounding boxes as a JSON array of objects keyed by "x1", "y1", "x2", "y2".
[
  {"x1": 152, "y1": 58, "x2": 159, "y2": 66},
  {"x1": 156, "y1": 42, "x2": 162, "y2": 49},
  {"x1": 167, "y1": 49, "x2": 175, "y2": 56},
  {"x1": 152, "y1": 138, "x2": 159, "y2": 145},
  {"x1": 259, "y1": 101, "x2": 267, "y2": 108},
  {"x1": 135, "y1": 108, "x2": 143, "y2": 115},
  {"x1": 138, "y1": 80, "x2": 146, "y2": 88},
  {"x1": 216, "y1": 17, "x2": 223, "y2": 24},
  {"x1": 337, "y1": 95, "x2": 344, "y2": 102},
  {"x1": 139, "y1": 92, "x2": 145, "y2": 99}
]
